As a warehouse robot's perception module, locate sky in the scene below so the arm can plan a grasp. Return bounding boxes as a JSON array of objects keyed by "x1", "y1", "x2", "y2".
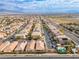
[{"x1": 0, "y1": 0, "x2": 79, "y2": 14}]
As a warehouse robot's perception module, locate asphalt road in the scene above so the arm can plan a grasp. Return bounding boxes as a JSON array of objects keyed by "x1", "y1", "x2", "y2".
[
  {"x1": 0, "y1": 57, "x2": 74, "y2": 59},
  {"x1": 43, "y1": 27, "x2": 52, "y2": 49},
  {"x1": 64, "y1": 29, "x2": 79, "y2": 45}
]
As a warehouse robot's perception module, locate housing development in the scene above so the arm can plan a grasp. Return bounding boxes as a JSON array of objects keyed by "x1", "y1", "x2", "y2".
[{"x1": 0, "y1": 15, "x2": 79, "y2": 55}]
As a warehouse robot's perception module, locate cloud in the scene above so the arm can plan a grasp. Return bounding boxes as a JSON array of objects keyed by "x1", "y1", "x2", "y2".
[{"x1": 0, "y1": 0, "x2": 79, "y2": 14}]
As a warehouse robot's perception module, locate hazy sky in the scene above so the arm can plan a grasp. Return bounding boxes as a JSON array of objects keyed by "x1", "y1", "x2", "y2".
[{"x1": 0, "y1": 0, "x2": 79, "y2": 14}]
